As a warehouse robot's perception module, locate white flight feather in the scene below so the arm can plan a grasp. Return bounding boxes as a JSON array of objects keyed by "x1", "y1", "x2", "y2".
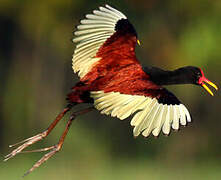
[
  {"x1": 73, "y1": 5, "x2": 127, "y2": 78},
  {"x1": 73, "y1": 31, "x2": 112, "y2": 43},
  {"x1": 181, "y1": 104, "x2": 191, "y2": 122},
  {"x1": 74, "y1": 28, "x2": 113, "y2": 36},
  {"x1": 80, "y1": 19, "x2": 115, "y2": 25},
  {"x1": 105, "y1": 5, "x2": 127, "y2": 19},
  {"x1": 179, "y1": 106, "x2": 187, "y2": 126},
  {"x1": 75, "y1": 35, "x2": 110, "y2": 49},
  {"x1": 85, "y1": 14, "x2": 117, "y2": 22},
  {"x1": 91, "y1": 91, "x2": 192, "y2": 138},
  {"x1": 172, "y1": 105, "x2": 179, "y2": 130},
  {"x1": 133, "y1": 100, "x2": 157, "y2": 136},
  {"x1": 77, "y1": 24, "x2": 114, "y2": 30},
  {"x1": 142, "y1": 104, "x2": 162, "y2": 137},
  {"x1": 131, "y1": 98, "x2": 154, "y2": 127},
  {"x1": 111, "y1": 97, "x2": 135, "y2": 117},
  {"x1": 116, "y1": 97, "x2": 144, "y2": 119},
  {"x1": 152, "y1": 105, "x2": 167, "y2": 136},
  {"x1": 130, "y1": 98, "x2": 152, "y2": 126},
  {"x1": 93, "y1": 10, "x2": 120, "y2": 20},
  {"x1": 99, "y1": 7, "x2": 123, "y2": 19},
  {"x1": 162, "y1": 106, "x2": 171, "y2": 135}
]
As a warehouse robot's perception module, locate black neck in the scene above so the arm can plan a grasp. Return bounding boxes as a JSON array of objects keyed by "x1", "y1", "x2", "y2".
[{"x1": 143, "y1": 66, "x2": 196, "y2": 86}]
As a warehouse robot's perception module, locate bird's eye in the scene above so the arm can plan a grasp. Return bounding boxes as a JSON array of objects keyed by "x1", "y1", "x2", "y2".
[{"x1": 196, "y1": 71, "x2": 201, "y2": 77}]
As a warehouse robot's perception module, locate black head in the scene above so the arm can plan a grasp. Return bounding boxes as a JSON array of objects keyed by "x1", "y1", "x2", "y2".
[
  {"x1": 175, "y1": 66, "x2": 202, "y2": 85},
  {"x1": 143, "y1": 66, "x2": 202, "y2": 85},
  {"x1": 169, "y1": 66, "x2": 218, "y2": 95},
  {"x1": 144, "y1": 66, "x2": 218, "y2": 96},
  {"x1": 175, "y1": 66, "x2": 218, "y2": 96}
]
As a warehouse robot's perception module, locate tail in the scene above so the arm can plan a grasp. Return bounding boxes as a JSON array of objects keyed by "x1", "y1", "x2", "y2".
[{"x1": 66, "y1": 82, "x2": 94, "y2": 105}]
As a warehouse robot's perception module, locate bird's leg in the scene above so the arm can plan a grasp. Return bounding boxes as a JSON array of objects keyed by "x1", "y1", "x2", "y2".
[
  {"x1": 4, "y1": 106, "x2": 72, "y2": 161},
  {"x1": 22, "y1": 106, "x2": 94, "y2": 177}
]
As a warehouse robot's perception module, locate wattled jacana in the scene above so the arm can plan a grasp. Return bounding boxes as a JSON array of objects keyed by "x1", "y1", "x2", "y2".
[{"x1": 4, "y1": 4, "x2": 218, "y2": 176}]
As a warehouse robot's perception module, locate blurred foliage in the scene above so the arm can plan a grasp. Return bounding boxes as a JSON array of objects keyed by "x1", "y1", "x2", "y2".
[{"x1": 0, "y1": 0, "x2": 220, "y2": 179}]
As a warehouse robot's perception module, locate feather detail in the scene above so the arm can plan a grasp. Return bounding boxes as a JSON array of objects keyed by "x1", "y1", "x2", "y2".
[
  {"x1": 72, "y1": 5, "x2": 127, "y2": 78},
  {"x1": 91, "y1": 91, "x2": 191, "y2": 138}
]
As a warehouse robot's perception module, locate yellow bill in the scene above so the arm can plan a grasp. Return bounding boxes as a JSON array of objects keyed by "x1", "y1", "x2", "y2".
[
  {"x1": 205, "y1": 80, "x2": 218, "y2": 90},
  {"x1": 202, "y1": 84, "x2": 214, "y2": 96},
  {"x1": 201, "y1": 79, "x2": 218, "y2": 96}
]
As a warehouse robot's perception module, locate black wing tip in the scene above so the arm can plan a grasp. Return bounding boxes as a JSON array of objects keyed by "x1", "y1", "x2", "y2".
[
  {"x1": 115, "y1": 19, "x2": 137, "y2": 37},
  {"x1": 157, "y1": 89, "x2": 181, "y2": 105}
]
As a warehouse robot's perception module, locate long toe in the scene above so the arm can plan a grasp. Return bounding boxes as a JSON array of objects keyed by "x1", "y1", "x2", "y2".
[
  {"x1": 4, "y1": 131, "x2": 47, "y2": 161},
  {"x1": 23, "y1": 145, "x2": 61, "y2": 177}
]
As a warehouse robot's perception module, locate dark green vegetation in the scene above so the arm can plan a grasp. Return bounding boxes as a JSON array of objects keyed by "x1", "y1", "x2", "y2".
[{"x1": 0, "y1": 0, "x2": 220, "y2": 179}]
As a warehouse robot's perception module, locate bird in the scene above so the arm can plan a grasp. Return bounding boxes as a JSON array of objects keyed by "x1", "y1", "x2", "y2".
[{"x1": 4, "y1": 4, "x2": 218, "y2": 176}]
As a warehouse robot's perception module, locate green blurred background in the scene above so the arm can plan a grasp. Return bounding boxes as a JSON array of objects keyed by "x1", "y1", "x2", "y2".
[{"x1": 0, "y1": 0, "x2": 220, "y2": 179}]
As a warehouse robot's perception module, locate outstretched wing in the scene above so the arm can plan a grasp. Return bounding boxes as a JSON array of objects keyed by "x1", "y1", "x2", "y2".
[
  {"x1": 87, "y1": 63, "x2": 191, "y2": 137},
  {"x1": 72, "y1": 4, "x2": 139, "y2": 79},
  {"x1": 91, "y1": 90, "x2": 191, "y2": 137},
  {"x1": 72, "y1": 5, "x2": 192, "y2": 137}
]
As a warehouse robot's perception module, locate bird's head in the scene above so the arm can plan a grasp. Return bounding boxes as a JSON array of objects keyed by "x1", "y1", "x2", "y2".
[
  {"x1": 143, "y1": 66, "x2": 218, "y2": 96},
  {"x1": 182, "y1": 66, "x2": 218, "y2": 96}
]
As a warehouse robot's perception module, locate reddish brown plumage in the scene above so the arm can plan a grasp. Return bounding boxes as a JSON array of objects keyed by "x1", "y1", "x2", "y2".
[
  {"x1": 81, "y1": 32, "x2": 138, "y2": 82},
  {"x1": 5, "y1": 5, "x2": 218, "y2": 177},
  {"x1": 67, "y1": 29, "x2": 175, "y2": 105}
]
